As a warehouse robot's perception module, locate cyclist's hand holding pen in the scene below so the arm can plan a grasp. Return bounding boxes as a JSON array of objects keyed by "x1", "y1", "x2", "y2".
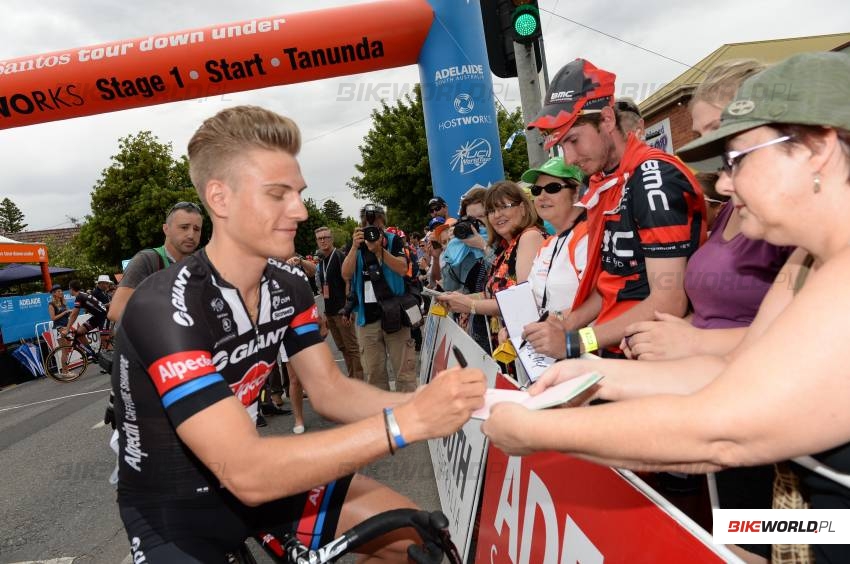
[{"x1": 393, "y1": 347, "x2": 486, "y2": 443}]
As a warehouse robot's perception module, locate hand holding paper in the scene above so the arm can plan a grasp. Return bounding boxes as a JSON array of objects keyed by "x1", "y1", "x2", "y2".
[
  {"x1": 494, "y1": 282, "x2": 558, "y2": 383},
  {"x1": 471, "y1": 372, "x2": 602, "y2": 420}
]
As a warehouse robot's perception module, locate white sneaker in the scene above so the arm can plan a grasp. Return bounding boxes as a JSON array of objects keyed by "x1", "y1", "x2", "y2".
[{"x1": 293, "y1": 424, "x2": 305, "y2": 435}]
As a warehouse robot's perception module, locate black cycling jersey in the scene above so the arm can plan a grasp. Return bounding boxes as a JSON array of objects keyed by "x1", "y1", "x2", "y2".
[
  {"x1": 112, "y1": 250, "x2": 324, "y2": 504},
  {"x1": 73, "y1": 291, "x2": 107, "y2": 325}
]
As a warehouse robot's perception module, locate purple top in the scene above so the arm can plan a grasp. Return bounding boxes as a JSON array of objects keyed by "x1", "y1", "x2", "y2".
[{"x1": 685, "y1": 203, "x2": 793, "y2": 329}]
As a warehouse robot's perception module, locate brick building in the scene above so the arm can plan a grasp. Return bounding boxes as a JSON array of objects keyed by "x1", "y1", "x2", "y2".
[{"x1": 639, "y1": 33, "x2": 850, "y2": 153}]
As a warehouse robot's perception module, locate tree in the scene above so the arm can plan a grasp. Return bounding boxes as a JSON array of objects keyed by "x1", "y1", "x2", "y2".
[
  {"x1": 321, "y1": 199, "x2": 345, "y2": 224},
  {"x1": 0, "y1": 197, "x2": 27, "y2": 233},
  {"x1": 77, "y1": 131, "x2": 205, "y2": 266},
  {"x1": 44, "y1": 235, "x2": 112, "y2": 289},
  {"x1": 349, "y1": 85, "x2": 530, "y2": 233},
  {"x1": 294, "y1": 198, "x2": 329, "y2": 258}
]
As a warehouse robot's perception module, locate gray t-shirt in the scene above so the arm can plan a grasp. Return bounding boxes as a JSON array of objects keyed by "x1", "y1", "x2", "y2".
[{"x1": 119, "y1": 249, "x2": 168, "y2": 290}]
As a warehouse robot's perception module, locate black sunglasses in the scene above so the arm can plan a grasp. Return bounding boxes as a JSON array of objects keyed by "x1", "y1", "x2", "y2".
[
  {"x1": 168, "y1": 201, "x2": 202, "y2": 216},
  {"x1": 530, "y1": 182, "x2": 574, "y2": 197},
  {"x1": 428, "y1": 205, "x2": 444, "y2": 213}
]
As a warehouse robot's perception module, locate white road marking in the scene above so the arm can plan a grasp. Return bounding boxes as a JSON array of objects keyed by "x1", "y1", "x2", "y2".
[
  {"x1": 91, "y1": 420, "x2": 107, "y2": 429},
  {"x1": 0, "y1": 388, "x2": 111, "y2": 413},
  {"x1": 10, "y1": 558, "x2": 76, "y2": 564}
]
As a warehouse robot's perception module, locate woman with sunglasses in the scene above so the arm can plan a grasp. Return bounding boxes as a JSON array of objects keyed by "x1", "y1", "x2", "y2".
[
  {"x1": 523, "y1": 158, "x2": 588, "y2": 315},
  {"x1": 483, "y1": 52, "x2": 850, "y2": 564},
  {"x1": 437, "y1": 181, "x2": 544, "y2": 344}
]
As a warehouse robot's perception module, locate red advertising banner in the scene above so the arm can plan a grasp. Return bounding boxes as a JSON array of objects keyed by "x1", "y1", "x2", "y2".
[
  {"x1": 0, "y1": 0, "x2": 433, "y2": 129},
  {"x1": 475, "y1": 379, "x2": 734, "y2": 563},
  {"x1": 476, "y1": 448, "x2": 731, "y2": 563}
]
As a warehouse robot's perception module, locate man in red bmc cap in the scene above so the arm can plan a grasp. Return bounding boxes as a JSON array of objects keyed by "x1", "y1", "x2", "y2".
[{"x1": 522, "y1": 58, "x2": 706, "y2": 359}]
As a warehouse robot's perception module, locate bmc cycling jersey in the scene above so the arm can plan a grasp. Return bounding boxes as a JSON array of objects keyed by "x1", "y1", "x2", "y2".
[
  {"x1": 595, "y1": 158, "x2": 704, "y2": 326},
  {"x1": 112, "y1": 250, "x2": 323, "y2": 504},
  {"x1": 73, "y1": 291, "x2": 107, "y2": 327}
]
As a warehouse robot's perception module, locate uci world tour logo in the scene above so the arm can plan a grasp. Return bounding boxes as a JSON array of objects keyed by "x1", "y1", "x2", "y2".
[{"x1": 450, "y1": 138, "x2": 492, "y2": 175}]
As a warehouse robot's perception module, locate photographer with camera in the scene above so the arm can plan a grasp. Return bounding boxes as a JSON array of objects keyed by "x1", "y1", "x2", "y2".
[{"x1": 341, "y1": 204, "x2": 418, "y2": 392}]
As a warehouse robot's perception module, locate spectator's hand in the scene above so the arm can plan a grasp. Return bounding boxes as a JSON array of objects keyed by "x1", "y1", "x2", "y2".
[
  {"x1": 319, "y1": 314, "x2": 329, "y2": 338},
  {"x1": 418, "y1": 257, "x2": 429, "y2": 272},
  {"x1": 528, "y1": 358, "x2": 604, "y2": 398},
  {"x1": 435, "y1": 292, "x2": 472, "y2": 314},
  {"x1": 286, "y1": 256, "x2": 302, "y2": 267},
  {"x1": 621, "y1": 311, "x2": 695, "y2": 361},
  {"x1": 396, "y1": 367, "x2": 486, "y2": 441},
  {"x1": 461, "y1": 232, "x2": 487, "y2": 251},
  {"x1": 521, "y1": 316, "x2": 567, "y2": 359},
  {"x1": 481, "y1": 403, "x2": 535, "y2": 456},
  {"x1": 364, "y1": 234, "x2": 383, "y2": 255},
  {"x1": 351, "y1": 228, "x2": 365, "y2": 250},
  {"x1": 497, "y1": 327, "x2": 508, "y2": 345}
]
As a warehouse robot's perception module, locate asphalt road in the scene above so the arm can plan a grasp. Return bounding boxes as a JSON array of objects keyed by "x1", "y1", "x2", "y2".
[{"x1": 0, "y1": 338, "x2": 440, "y2": 564}]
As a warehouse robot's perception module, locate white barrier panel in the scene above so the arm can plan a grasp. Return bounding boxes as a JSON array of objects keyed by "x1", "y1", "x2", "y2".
[{"x1": 421, "y1": 314, "x2": 497, "y2": 562}]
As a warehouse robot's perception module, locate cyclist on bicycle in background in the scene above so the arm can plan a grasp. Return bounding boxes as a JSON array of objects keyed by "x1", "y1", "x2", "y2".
[
  {"x1": 65, "y1": 279, "x2": 108, "y2": 356},
  {"x1": 111, "y1": 105, "x2": 486, "y2": 562}
]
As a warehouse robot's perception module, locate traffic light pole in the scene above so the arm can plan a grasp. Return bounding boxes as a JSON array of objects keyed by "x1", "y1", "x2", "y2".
[{"x1": 513, "y1": 41, "x2": 548, "y2": 169}]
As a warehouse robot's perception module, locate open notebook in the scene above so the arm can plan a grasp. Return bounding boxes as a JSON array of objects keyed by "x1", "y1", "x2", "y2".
[{"x1": 471, "y1": 372, "x2": 603, "y2": 420}]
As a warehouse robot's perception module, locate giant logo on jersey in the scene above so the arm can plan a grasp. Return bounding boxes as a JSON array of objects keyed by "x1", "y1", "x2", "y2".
[
  {"x1": 212, "y1": 326, "x2": 288, "y2": 370},
  {"x1": 230, "y1": 360, "x2": 274, "y2": 406},
  {"x1": 171, "y1": 266, "x2": 195, "y2": 327},
  {"x1": 149, "y1": 350, "x2": 216, "y2": 396}
]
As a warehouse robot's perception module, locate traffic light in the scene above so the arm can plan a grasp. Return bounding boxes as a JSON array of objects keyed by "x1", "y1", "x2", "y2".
[
  {"x1": 480, "y1": 0, "x2": 543, "y2": 79},
  {"x1": 510, "y1": 0, "x2": 542, "y2": 44}
]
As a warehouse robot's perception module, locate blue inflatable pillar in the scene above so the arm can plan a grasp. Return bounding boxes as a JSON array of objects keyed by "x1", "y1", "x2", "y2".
[{"x1": 418, "y1": 0, "x2": 505, "y2": 216}]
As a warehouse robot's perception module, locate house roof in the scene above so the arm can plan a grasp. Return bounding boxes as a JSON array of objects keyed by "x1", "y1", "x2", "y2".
[
  {"x1": 640, "y1": 32, "x2": 850, "y2": 120},
  {"x1": 7, "y1": 227, "x2": 81, "y2": 247}
]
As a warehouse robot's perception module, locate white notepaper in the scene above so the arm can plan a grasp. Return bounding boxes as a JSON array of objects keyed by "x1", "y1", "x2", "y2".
[{"x1": 494, "y1": 282, "x2": 558, "y2": 383}]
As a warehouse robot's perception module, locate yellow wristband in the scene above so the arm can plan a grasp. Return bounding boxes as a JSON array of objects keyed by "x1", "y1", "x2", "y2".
[{"x1": 577, "y1": 327, "x2": 599, "y2": 354}]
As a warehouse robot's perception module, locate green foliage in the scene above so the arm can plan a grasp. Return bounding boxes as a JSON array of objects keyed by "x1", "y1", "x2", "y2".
[
  {"x1": 76, "y1": 131, "x2": 206, "y2": 266},
  {"x1": 44, "y1": 235, "x2": 112, "y2": 289},
  {"x1": 349, "y1": 87, "x2": 530, "y2": 233},
  {"x1": 321, "y1": 199, "x2": 345, "y2": 224},
  {"x1": 0, "y1": 197, "x2": 27, "y2": 233},
  {"x1": 294, "y1": 198, "x2": 329, "y2": 257},
  {"x1": 497, "y1": 106, "x2": 531, "y2": 182},
  {"x1": 349, "y1": 85, "x2": 431, "y2": 234}
]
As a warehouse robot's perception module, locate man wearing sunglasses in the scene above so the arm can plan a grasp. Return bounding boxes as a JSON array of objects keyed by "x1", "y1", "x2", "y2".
[
  {"x1": 522, "y1": 59, "x2": 706, "y2": 359},
  {"x1": 108, "y1": 201, "x2": 204, "y2": 324},
  {"x1": 427, "y1": 196, "x2": 449, "y2": 221}
]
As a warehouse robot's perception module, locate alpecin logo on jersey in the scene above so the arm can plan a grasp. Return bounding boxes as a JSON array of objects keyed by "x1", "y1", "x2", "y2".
[
  {"x1": 149, "y1": 350, "x2": 215, "y2": 396},
  {"x1": 230, "y1": 360, "x2": 274, "y2": 405}
]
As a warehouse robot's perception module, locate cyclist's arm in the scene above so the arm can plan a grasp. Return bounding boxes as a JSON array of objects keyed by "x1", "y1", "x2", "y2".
[
  {"x1": 177, "y1": 364, "x2": 485, "y2": 506},
  {"x1": 289, "y1": 342, "x2": 409, "y2": 422},
  {"x1": 67, "y1": 306, "x2": 80, "y2": 329}
]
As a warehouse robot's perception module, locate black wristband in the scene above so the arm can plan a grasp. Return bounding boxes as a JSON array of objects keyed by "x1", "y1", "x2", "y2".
[{"x1": 565, "y1": 331, "x2": 581, "y2": 359}]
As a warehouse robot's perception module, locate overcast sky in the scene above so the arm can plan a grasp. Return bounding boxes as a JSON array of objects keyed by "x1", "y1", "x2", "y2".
[{"x1": 1, "y1": 0, "x2": 848, "y2": 231}]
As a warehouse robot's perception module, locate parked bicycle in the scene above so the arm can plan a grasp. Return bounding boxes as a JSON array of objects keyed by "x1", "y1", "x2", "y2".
[
  {"x1": 43, "y1": 327, "x2": 102, "y2": 382},
  {"x1": 226, "y1": 508, "x2": 460, "y2": 564}
]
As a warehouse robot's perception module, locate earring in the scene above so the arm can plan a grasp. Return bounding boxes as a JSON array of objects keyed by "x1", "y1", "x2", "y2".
[{"x1": 813, "y1": 172, "x2": 821, "y2": 193}]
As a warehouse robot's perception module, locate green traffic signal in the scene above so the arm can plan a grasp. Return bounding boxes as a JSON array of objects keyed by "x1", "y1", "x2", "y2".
[{"x1": 511, "y1": 4, "x2": 541, "y2": 44}]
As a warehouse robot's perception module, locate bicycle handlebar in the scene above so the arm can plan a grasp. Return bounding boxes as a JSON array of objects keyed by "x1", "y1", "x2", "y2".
[{"x1": 343, "y1": 509, "x2": 461, "y2": 564}]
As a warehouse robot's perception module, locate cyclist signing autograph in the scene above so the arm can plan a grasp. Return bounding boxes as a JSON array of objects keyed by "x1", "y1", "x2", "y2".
[{"x1": 111, "y1": 106, "x2": 486, "y2": 562}]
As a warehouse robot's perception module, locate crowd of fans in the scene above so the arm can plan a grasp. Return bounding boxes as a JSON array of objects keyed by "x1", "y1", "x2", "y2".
[{"x1": 51, "y1": 50, "x2": 848, "y2": 562}]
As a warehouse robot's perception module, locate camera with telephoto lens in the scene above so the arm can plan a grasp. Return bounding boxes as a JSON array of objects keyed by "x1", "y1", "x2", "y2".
[
  {"x1": 453, "y1": 216, "x2": 482, "y2": 240},
  {"x1": 362, "y1": 225, "x2": 382, "y2": 243}
]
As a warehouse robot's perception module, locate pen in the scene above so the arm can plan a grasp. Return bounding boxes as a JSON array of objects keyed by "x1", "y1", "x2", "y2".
[
  {"x1": 451, "y1": 345, "x2": 468, "y2": 368},
  {"x1": 518, "y1": 310, "x2": 550, "y2": 350}
]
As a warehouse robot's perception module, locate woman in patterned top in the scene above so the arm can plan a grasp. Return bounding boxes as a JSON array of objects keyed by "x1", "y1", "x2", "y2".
[{"x1": 437, "y1": 181, "x2": 545, "y2": 341}]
